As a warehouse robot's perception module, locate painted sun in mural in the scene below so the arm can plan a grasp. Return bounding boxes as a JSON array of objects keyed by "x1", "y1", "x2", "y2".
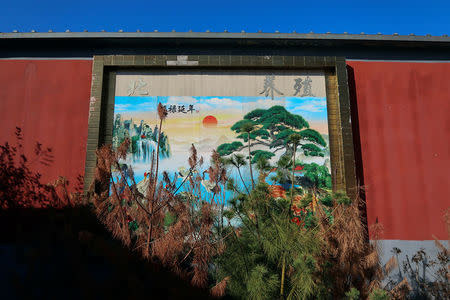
[{"x1": 202, "y1": 115, "x2": 218, "y2": 127}]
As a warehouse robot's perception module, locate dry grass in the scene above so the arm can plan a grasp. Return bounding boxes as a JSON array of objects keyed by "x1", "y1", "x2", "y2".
[
  {"x1": 316, "y1": 195, "x2": 411, "y2": 299},
  {"x1": 210, "y1": 276, "x2": 230, "y2": 298},
  {"x1": 88, "y1": 105, "x2": 228, "y2": 291}
]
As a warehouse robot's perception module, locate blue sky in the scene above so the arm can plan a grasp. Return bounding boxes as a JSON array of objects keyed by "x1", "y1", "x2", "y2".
[
  {"x1": 115, "y1": 96, "x2": 328, "y2": 121},
  {"x1": 1, "y1": 0, "x2": 449, "y2": 35}
]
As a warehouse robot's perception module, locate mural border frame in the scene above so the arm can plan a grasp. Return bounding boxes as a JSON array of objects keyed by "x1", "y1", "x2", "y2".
[{"x1": 85, "y1": 55, "x2": 357, "y2": 199}]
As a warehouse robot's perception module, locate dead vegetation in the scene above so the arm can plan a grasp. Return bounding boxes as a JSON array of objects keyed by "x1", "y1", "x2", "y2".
[
  {"x1": 88, "y1": 104, "x2": 227, "y2": 292},
  {"x1": 316, "y1": 195, "x2": 411, "y2": 299},
  {"x1": 2, "y1": 120, "x2": 448, "y2": 299}
]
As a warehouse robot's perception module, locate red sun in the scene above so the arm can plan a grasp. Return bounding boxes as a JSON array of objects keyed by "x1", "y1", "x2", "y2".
[{"x1": 202, "y1": 115, "x2": 218, "y2": 127}]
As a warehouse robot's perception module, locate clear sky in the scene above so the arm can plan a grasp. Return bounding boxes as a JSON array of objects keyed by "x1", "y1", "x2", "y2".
[
  {"x1": 114, "y1": 96, "x2": 327, "y2": 121},
  {"x1": 1, "y1": 0, "x2": 449, "y2": 36}
]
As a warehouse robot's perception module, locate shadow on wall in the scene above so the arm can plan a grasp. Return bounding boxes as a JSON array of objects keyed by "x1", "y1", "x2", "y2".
[
  {"x1": 0, "y1": 127, "x2": 85, "y2": 209},
  {"x1": 347, "y1": 66, "x2": 369, "y2": 235},
  {"x1": 0, "y1": 207, "x2": 212, "y2": 300},
  {"x1": 0, "y1": 128, "x2": 213, "y2": 299},
  {"x1": 379, "y1": 238, "x2": 449, "y2": 299}
]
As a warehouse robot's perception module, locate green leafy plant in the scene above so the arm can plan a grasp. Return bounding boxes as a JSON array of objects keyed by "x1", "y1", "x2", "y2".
[
  {"x1": 298, "y1": 162, "x2": 332, "y2": 190},
  {"x1": 345, "y1": 287, "x2": 360, "y2": 300},
  {"x1": 369, "y1": 288, "x2": 391, "y2": 300},
  {"x1": 216, "y1": 180, "x2": 322, "y2": 299}
]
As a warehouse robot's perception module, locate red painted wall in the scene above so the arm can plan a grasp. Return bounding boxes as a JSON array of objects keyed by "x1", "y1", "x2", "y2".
[
  {"x1": 0, "y1": 60, "x2": 92, "y2": 192},
  {"x1": 347, "y1": 61, "x2": 450, "y2": 240},
  {"x1": 1, "y1": 58, "x2": 448, "y2": 241}
]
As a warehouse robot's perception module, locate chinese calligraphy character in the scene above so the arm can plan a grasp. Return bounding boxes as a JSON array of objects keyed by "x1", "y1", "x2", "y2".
[
  {"x1": 167, "y1": 105, "x2": 177, "y2": 113},
  {"x1": 301, "y1": 76, "x2": 314, "y2": 97},
  {"x1": 162, "y1": 104, "x2": 197, "y2": 114},
  {"x1": 127, "y1": 78, "x2": 149, "y2": 96},
  {"x1": 293, "y1": 78, "x2": 303, "y2": 96},
  {"x1": 260, "y1": 75, "x2": 284, "y2": 100}
]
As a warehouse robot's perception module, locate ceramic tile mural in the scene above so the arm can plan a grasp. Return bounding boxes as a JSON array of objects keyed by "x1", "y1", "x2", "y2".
[{"x1": 113, "y1": 72, "x2": 331, "y2": 204}]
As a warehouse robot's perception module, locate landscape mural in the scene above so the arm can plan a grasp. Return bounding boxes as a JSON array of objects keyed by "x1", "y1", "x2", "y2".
[{"x1": 112, "y1": 94, "x2": 331, "y2": 205}]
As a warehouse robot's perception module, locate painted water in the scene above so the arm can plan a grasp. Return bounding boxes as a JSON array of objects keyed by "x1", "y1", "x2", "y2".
[{"x1": 133, "y1": 139, "x2": 157, "y2": 163}]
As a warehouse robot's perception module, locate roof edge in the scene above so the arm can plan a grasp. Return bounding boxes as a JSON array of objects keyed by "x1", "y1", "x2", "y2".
[{"x1": 1, "y1": 31, "x2": 449, "y2": 43}]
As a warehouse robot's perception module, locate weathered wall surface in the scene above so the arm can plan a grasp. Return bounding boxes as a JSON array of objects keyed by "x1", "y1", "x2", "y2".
[
  {"x1": 0, "y1": 58, "x2": 448, "y2": 244},
  {"x1": 0, "y1": 59, "x2": 92, "y2": 191},
  {"x1": 347, "y1": 61, "x2": 450, "y2": 241}
]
